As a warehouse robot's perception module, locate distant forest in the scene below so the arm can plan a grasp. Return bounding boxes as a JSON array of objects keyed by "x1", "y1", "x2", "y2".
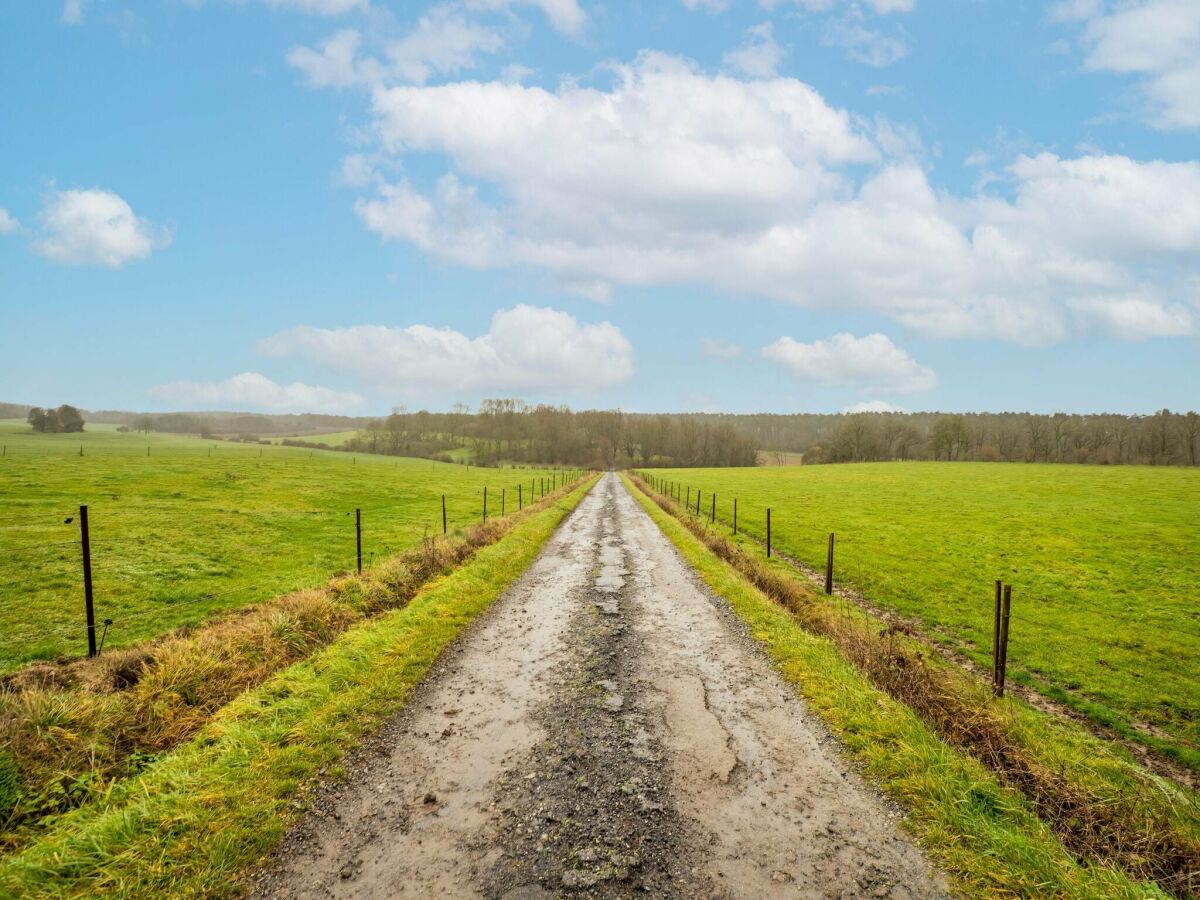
[{"x1": 2, "y1": 401, "x2": 1196, "y2": 467}]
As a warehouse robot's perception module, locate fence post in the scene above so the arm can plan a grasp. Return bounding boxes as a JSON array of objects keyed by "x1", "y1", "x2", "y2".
[
  {"x1": 519, "y1": 483, "x2": 523, "y2": 510},
  {"x1": 696, "y1": 489, "x2": 701, "y2": 515},
  {"x1": 711, "y1": 493, "x2": 716, "y2": 523},
  {"x1": 687, "y1": 486, "x2": 691, "y2": 509},
  {"x1": 502, "y1": 488, "x2": 506, "y2": 516},
  {"x1": 442, "y1": 494, "x2": 447, "y2": 535},
  {"x1": 733, "y1": 498, "x2": 737, "y2": 535},
  {"x1": 825, "y1": 533, "x2": 835, "y2": 594},
  {"x1": 996, "y1": 585, "x2": 1012, "y2": 697},
  {"x1": 766, "y1": 508, "x2": 772, "y2": 558},
  {"x1": 356, "y1": 508, "x2": 362, "y2": 573},
  {"x1": 79, "y1": 505, "x2": 97, "y2": 658},
  {"x1": 992, "y1": 580, "x2": 1002, "y2": 688},
  {"x1": 483, "y1": 487, "x2": 488, "y2": 523}
]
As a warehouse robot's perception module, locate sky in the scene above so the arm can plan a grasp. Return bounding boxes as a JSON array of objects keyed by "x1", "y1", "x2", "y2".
[{"x1": 0, "y1": 0, "x2": 1198, "y2": 417}]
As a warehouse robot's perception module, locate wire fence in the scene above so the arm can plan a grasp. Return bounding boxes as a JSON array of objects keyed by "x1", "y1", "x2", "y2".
[{"x1": 0, "y1": 468, "x2": 591, "y2": 666}]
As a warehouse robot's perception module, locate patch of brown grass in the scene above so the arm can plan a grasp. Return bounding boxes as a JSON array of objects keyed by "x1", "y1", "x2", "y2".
[{"x1": 631, "y1": 473, "x2": 1200, "y2": 898}]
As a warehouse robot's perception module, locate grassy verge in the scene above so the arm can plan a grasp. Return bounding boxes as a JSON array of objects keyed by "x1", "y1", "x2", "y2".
[
  {"x1": 0, "y1": 475, "x2": 597, "y2": 897},
  {"x1": 623, "y1": 473, "x2": 1197, "y2": 898}
]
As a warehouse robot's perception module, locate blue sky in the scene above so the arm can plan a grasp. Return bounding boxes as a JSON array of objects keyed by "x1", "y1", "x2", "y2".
[{"x1": 1, "y1": 0, "x2": 1197, "y2": 416}]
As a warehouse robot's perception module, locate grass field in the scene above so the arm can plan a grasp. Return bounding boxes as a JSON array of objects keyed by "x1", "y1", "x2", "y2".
[
  {"x1": 645, "y1": 462, "x2": 1200, "y2": 771},
  {"x1": 0, "y1": 421, "x2": 574, "y2": 671},
  {"x1": 267, "y1": 430, "x2": 359, "y2": 446}
]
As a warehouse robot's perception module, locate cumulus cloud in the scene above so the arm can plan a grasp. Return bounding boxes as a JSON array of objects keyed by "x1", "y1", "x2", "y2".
[
  {"x1": 331, "y1": 51, "x2": 1200, "y2": 345},
  {"x1": 843, "y1": 399, "x2": 907, "y2": 413},
  {"x1": 701, "y1": 338, "x2": 743, "y2": 360},
  {"x1": 149, "y1": 373, "x2": 365, "y2": 413},
  {"x1": 0, "y1": 209, "x2": 18, "y2": 235},
  {"x1": 762, "y1": 332, "x2": 937, "y2": 393},
  {"x1": 35, "y1": 188, "x2": 170, "y2": 268},
  {"x1": 724, "y1": 23, "x2": 786, "y2": 78},
  {"x1": 1057, "y1": 0, "x2": 1200, "y2": 129},
  {"x1": 257, "y1": 305, "x2": 634, "y2": 394}
]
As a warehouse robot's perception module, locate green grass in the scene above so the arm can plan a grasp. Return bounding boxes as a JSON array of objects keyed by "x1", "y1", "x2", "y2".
[
  {"x1": 0, "y1": 475, "x2": 596, "y2": 898},
  {"x1": 267, "y1": 429, "x2": 359, "y2": 446},
  {"x1": 623, "y1": 474, "x2": 1170, "y2": 898},
  {"x1": 644, "y1": 462, "x2": 1200, "y2": 772},
  {"x1": 0, "y1": 420, "x2": 578, "y2": 671}
]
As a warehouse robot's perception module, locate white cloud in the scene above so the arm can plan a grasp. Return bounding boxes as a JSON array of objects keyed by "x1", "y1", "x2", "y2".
[
  {"x1": 843, "y1": 399, "x2": 906, "y2": 413},
  {"x1": 701, "y1": 338, "x2": 743, "y2": 360},
  {"x1": 823, "y1": 14, "x2": 909, "y2": 67},
  {"x1": 35, "y1": 188, "x2": 170, "y2": 268},
  {"x1": 776, "y1": 0, "x2": 913, "y2": 13},
  {"x1": 289, "y1": 10, "x2": 504, "y2": 88},
  {"x1": 328, "y1": 52, "x2": 1200, "y2": 345},
  {"x1": 762, "y1": 332, "x2": 937, "y2": 393},
  {"x1": 0, "y1": 209, "x2": 18, "y2": 235},
  {"x1": 257, "y1": 305, "x2": 634, "y2": 394},
  {"x1": 724, "y1": 22, "x2": 786, "y2": 78},
  {"x1": 149, "y1": 373, "x2": 365, "y2": 413},
  {"x1": 1059, "y1": 0, "x2": 1200, "y2": 129},
  {"x1": 1069, "y1": 296, "x2": 1197, "y2": 339},
  {"x1": 682, "y1": 0, "x2": 729, "y2": 12},
  {"x1": 468, "y1": 0, "x2": 586, "y2": 36},
  {"x1": 62, "y1": 0, "x2": 87, "y2": 24},
  {"x1": 260, "y1": 0, "x2": 367, "y2": 14}
]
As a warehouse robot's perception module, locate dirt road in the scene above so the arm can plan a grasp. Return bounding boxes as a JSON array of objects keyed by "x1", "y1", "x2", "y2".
[{"x1": 253, "y1": 474, "x2": 946, "y2": 898}]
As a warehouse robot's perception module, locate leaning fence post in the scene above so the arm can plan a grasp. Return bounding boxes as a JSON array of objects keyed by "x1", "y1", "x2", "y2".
[
  {"x1": 711, "y1": 492, "x2": 716, "y2": 524},
  {"x1": 766, "y1": 508, "x2": 772, "y2": 558},
  {"x1": 79, "y1": 505, "x2": 97, "y2": 657},
  {"x1": 442, "y1": 494, "x2": 447, "y2": 535},
  {"x1": 825, "y1": 533, "x2": 835, "y2": 594},
  {"x1": 356, "y1": 508, "x2": 362, "y2": 573}
]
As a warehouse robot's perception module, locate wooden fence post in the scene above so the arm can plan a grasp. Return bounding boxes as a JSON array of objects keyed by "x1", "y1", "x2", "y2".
[
  {"x1": 442, "y1": 495, "x2": 447, "y2": 535},
  {"x1": 996, "y1": 585, "x2": 1012, "y2": 697},
  {"x1": 825, "y1": 533, "x2": 835, "y2": 594},
  {"x1": 766, "y1": 508, "x2": 772, "y2": 558},
  {"x1": 992, "y1": 580, "x2": 1002, "y2": 688},
  {"x1": 79, "y1": 505, "x2": 96, "y2": 658},
  {"x1": 356, "y1": 508, "x2": 362, "y2": 574},
  {"x1": 733, "y1": 498, "x2": 738, "y2": 535}
]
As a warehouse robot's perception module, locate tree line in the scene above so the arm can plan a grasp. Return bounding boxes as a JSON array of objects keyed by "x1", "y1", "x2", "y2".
[
  {"x1": 770, "y1": 410, "x2": 1199, "y2": 466},
  {"x1": 342, "y1": 399, "x2": 759, "y2": 468}
]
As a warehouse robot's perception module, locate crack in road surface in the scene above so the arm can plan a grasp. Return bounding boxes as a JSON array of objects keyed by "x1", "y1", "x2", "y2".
[{"x1": 253, "y1": 474, "x2": 946, "y2": 899}]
